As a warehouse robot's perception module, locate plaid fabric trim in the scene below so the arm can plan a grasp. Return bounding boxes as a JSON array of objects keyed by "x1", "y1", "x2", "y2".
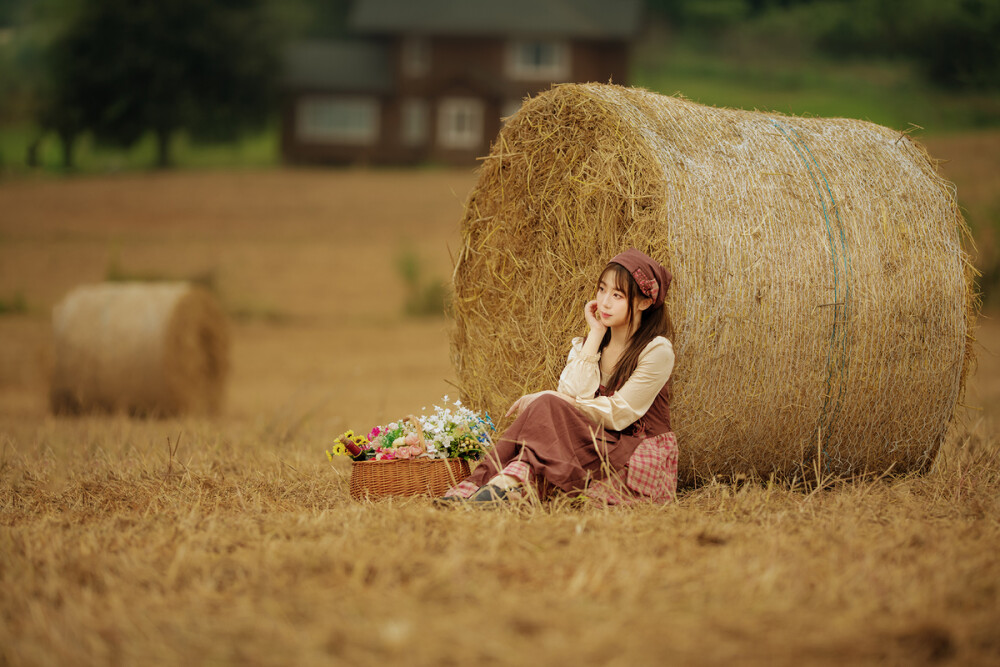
[
  {"x1": 499, "y1": 460, "x2": 532, "y2": 485},
  {"x1": 584, "y1": 431, "x2": 678, "y2": 505},
  {"x1": 444, "y1": 434, "x2": 678, "y2": 505},
  {"x1": 442, "y1": 460, "x2": 533, "y2": 499},
  {"x1": 443, "y1": 479, "x2": 479, "y2": 499},
  {"x1": 627, "y1": 432, "x2": 678, "y2": 500}
]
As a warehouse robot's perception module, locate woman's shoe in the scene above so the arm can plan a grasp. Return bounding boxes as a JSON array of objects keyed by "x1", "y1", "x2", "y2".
[{"x1": 468, "y1": 484, "x2": 520, "y2": 503}]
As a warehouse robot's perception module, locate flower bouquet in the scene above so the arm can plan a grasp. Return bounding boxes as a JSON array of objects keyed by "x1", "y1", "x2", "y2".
[{"x1": 327, "y1": 397, "x2": 494, "y2": 500}]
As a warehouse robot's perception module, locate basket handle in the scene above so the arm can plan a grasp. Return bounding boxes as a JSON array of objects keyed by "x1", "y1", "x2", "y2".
[{"x1": 403, "y1": 415, "x2": 428, "y2": 453}]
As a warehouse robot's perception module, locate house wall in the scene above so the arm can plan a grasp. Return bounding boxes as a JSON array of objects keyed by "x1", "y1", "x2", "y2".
[
  {"x1": 282, "y1": 36, "x2": 632, "y2": 166},
  {"x1": 395, "y1": 37, "x2": 505, "y2": 164},
  {"x1": 396, "y1": 37, "x2": 505, "y2": 96},
  {"x1": 281, "y1": 91, "x2": 405, "y2": 165},
  {"x1": 570, "y1": 40, "x2": 630, "y2": 85}
]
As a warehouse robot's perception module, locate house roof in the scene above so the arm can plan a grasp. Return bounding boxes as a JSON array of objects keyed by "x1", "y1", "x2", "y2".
[
  {"x1": 282, "y1": 40, "x2": 393, "y2": 93},
  {"x1": 350, "y1": 0, "x2": 642, "y2": 39}
]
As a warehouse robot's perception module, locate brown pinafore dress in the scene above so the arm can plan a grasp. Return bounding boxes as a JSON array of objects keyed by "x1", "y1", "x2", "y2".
[{"x1": 463, "y1": 379, "x2": 674, "y2": 499}]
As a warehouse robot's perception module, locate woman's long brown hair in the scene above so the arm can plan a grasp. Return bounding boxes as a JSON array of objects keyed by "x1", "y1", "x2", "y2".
[{"x1": 599, "y1": 262, "x2": 673, "y2": 393}]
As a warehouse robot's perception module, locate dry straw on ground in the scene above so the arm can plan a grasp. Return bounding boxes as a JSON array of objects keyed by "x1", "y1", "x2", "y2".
[
  {"x1": 452, "y1": 83, "x2": 977, "y2": 484},
  {"x1": 50, "y1": 282, "x2": 229, "y2": 416},
  {"x1": 1, "y1": 418, "x2": 998, "y2": 666}
]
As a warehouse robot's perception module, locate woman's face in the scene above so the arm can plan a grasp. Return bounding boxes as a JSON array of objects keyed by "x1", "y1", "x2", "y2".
[{"x1": 596, "y1": 272, "x2": 632, "y2": 330}]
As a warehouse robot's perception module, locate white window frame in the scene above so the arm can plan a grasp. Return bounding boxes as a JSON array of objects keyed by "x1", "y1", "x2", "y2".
[
  {"x1": 401, "y1": 98, "x2": 428, "y2": 146},
  {"x1": 437, "y1": 98, "x2": 484, "y2": 150},
  {"x1": 505, "y1": 39, "x2": 570, "y2": 81},
  {"x1": 402, "y1": 36, "x2": 430, "y2": 78},
  {"x1": 296, "y1": 96, "x2": 379, "y2": 145}
]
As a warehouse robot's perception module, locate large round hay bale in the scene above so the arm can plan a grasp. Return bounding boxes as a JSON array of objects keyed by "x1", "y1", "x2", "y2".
[
  {"x1": 451, "y1": 83, "x2": 977, "y2": 483},
  {"x1": 51, "y1": 282, "x2": 230, "y2": 417}
]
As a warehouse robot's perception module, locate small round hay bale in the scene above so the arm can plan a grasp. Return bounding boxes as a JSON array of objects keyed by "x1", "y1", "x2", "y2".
[
  {"x1": 451, "y1": 83, "x2": 977, "y2": 483},
  {"x1": 50, "y1": 282, "x2": 230, "y2": 417}
]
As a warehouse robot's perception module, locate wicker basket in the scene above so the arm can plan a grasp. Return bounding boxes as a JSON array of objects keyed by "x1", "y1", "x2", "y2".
[{"x1": 349, "y1": 458, "x2": 472, "y2": 500}]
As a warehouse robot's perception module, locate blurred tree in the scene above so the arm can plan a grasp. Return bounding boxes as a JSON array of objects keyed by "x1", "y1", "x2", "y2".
[
  {"x1": 0, "y1": 0, "x2": 16, "y2": 26},
  {"x1": 644, "y1": 0, "x2": 1000, "y2": 91},
  {"x1": 267, "y1": 0, "x2": 353, "y2": 40},
  {"x1": 43, "y1": 0, "x2": 279, "y2": 168},
  {"x1": 645, "y1": 0, "x2": 749, "y2": 29},
  {"x1": 907, "y1": 0, "x2": 1000, "y2": 91},
  {"x1": 0, "y1": 0, "x2": 69, "y2": 136},
  {"x1": 816, "y1": 0, "x2": 1000, "y2": 91},
  {"x1": 745, "y1": 0, "x2": 822, "y2": 13},
  {"x1": 0, "y1": 0, "x2": 35, "y2": 27}
]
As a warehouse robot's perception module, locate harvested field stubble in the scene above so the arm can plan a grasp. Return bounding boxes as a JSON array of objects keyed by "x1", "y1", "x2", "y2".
[
  {"x1": 1, "y1": 163, "x2": 999, "y2": 666},
  {"x1": 453, "y1": 83, "x2": 977, "y2": 484},
  {"x1": 1, "y1": 422, "x2": 999, "y2": 666}
]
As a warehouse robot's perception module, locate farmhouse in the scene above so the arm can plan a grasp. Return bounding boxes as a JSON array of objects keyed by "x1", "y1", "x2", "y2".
[{"x1": 280, "y1": 0, "x2": 642, "y2": 165}]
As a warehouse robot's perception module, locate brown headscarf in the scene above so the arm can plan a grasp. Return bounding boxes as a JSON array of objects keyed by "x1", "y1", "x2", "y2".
[{"x1": 609, "y1": 248, "x2": 671, "y2": 308}]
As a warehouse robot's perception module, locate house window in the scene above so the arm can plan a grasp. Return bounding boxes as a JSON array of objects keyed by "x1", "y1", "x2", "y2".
[
  {"x1": 506, "y1": 39, "x2": 570, "y2": 80},
  {"x1": 402, "y1": 98, "x2": 428, "y2": 146},
  {"x1": 438, "y1": 98, "x2": 483, "y2": 150},
  {"x1": 402, "y1": 36, "x2": 430, "y2": 77},
  {"x1": 297, "y1": 96, "x2": 379, "y2": 145}
]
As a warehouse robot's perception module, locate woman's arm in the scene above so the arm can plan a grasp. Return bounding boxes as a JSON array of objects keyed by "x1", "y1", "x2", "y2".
[
  {"x1": 571, "y1": 338, "x2": 674, "y2": 431},
  {"x1": 504, "y1": 389, "x2": 574, "y2": 418},
  {"x1": 511, "y1": 300, "x2": 610, "y2": 420},
  {"x1": 557, "y1": 338, "x2": 600, "y2": 399},
  {"x1": 579, "y1": 299, "x2": 606, "y2": 358},
  {"x1": 509, "y1": 338, "x2": 673, "y2": 426},
  {"x1": 557, "y1": 300, "x2": 608, "y2": 398}
]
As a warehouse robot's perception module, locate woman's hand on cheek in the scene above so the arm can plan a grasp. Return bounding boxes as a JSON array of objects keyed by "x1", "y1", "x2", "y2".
[{"x1": 585, "y1": 300, "x2": 607, "y2": 334}]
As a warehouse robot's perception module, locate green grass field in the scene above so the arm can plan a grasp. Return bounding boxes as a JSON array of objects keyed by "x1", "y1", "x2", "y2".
[
  {"x1": 0, "y1": 122, "x2": 281, "y2": 175},
  {"x1": 633, "y1": 42, "x2": 1000, "y2": 133}
]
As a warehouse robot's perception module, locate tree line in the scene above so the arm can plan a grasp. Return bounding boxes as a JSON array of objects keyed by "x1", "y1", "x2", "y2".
[
  {"x1": 0, "y1": 0, "x2": 997, "y2": 169},
  {"x1": 647, "y1": 0, "x2": 1000, "y2": 91},
  {"x1": 0, "y1": 0, "x2": 351, "y2": 168}
]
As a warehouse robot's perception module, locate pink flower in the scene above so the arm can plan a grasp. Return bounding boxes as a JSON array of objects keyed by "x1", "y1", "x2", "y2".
[
  {"x1": 393, "y1": 444, "x2": 425, "y2": 460},
  {"x1": 368, "y1": 426, "x2": 382, "y2": 441}
]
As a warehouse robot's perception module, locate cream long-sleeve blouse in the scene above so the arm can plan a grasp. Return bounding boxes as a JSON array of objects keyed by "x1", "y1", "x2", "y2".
[{"x1": 557, "y1": 336, "x2": 674, "y2": 431}]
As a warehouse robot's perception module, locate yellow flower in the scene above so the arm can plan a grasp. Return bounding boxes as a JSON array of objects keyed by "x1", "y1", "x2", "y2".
[{"x1": 326, "y1": 441, "x2": 351, "y2": 459}]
